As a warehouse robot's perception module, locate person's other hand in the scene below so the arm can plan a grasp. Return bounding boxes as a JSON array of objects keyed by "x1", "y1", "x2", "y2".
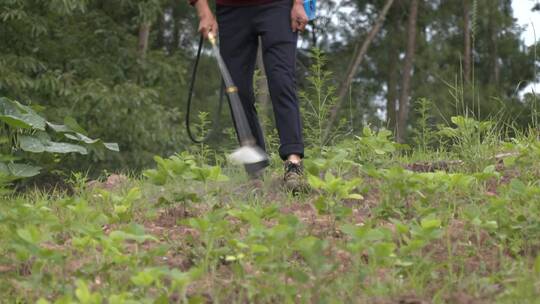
[
  {"x1": 291, "y1": 1, "x2": 308, "y2": 32},
  {"x1": 197, "y1": 7, "x2": 218, "y2": 39}
]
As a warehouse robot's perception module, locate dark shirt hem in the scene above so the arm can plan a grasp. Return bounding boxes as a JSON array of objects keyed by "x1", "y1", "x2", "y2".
[{"x1": 217, "y1": 0, "x2": 275, "y2": 6}]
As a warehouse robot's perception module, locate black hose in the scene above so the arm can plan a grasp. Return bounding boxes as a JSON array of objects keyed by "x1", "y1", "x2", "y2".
[{"x1": 185, "y1": 35, "x2": 225, "y2": 144}]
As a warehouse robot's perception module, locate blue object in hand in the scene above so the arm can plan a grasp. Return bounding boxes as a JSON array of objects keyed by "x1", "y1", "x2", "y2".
[{"x1": 304, "y1": 0, "x2": 317, "y2": 21}]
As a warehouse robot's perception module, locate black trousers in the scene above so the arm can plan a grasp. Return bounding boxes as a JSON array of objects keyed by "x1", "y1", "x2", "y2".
[{"x1": 217, "y1": 0, "x2": 304, "y2": 172}]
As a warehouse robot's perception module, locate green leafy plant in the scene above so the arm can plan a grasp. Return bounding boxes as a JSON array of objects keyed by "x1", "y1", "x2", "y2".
[
  {"x1": 143, "y1": 152, "x2": 228, "y2": 186},
  {"x1": 300, "y1": 49, "x2": 346, "y2": 149},
  {"x1": 187, "y1": 210, "x2": 232, "y2": 272},
  {"x1": 437, "y1": 115, "x2": 499, "y2": 171},
  {"x1": 97, "y1": 187, "x2": 142, "y2": 223},
  {"x1": 308, "y1": 171, "x2": 362, "y2": 220},
  {"x1": 0, "y1": 97, "x2": 118, "y2": 180},
  {"x1": 412, "y1": 98, "x2": 436, "y2": 154},
  {"x1": 355, "y1": 126, "x2": 399, "y2": 165}
]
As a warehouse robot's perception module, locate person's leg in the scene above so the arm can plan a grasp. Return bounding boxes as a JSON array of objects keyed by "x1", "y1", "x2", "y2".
[
  {"x1": 217, "y1": 5, "x2": 269, "y2": 176},
  {"x1": 255, "y1": 0, "x2": 304, "y2": 162}
]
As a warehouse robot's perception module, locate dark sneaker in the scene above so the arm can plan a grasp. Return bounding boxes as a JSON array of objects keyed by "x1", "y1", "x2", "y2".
[{"x1": 283, "y1": 161, "x2": 305, "y2": 193}]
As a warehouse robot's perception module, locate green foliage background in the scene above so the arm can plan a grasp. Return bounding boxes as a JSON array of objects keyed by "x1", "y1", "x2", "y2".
[
  {"x1": 1, "y1": 0, "x2": 539, "y2": 175},
  {"x1": 1, "y1": 0, "x2": 193, "y2": 172}
]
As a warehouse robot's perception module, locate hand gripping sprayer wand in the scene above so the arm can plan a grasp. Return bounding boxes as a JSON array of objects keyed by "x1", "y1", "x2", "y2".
[{"x1": 206, "y1": 32, "x2": 268, "y2": 165}]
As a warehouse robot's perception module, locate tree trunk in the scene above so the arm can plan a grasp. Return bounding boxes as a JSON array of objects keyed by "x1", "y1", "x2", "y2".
[
  {"x1": 463, "y1": 0, "x2": 471, "y2": 84},
  {"x1": 171, "y1": 5, "x2": 180, "y2": 54},
  {"x1": 323, "y1": 0, "x2": 394, "y2": 141},
  {"x1": 155, "y1": 7, "x2": 166, "y2": 50},
  {"x1": 256, "y1": 37, "x2": 271, "y2": 133},
  {"x1": 396, "y1": 0, "x2": 419, "y2": 143},
  {"x1": 488, "y1": 2, "x2": 500, "y2": 85},
  {"x1": 386, "y1": 46, "x2": 399, "y2": 131},
  {"x1": 386, "y1": 6, "x2": 401, "y2": 132},
  {"x1": 311, "y1": 22, "x2": 317, "y2": 47},
  {"x1": 138, "y1": 22, "x2": 151, "y2": 59}
]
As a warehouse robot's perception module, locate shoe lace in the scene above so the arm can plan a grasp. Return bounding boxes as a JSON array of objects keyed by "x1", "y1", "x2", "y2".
[{"x1": 285, "y1": 162, "x2": 302, "y2": 175}]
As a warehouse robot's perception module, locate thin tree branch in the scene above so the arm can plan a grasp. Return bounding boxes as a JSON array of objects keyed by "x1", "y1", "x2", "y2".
[{"x1": 323, "y1": 0, "x2": 395, "y2": 142}]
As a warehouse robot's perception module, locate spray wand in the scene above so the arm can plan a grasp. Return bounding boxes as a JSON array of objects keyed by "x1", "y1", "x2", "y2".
[{"x1": 188, "y1": 32, "x2": 268, "y2": 165}]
